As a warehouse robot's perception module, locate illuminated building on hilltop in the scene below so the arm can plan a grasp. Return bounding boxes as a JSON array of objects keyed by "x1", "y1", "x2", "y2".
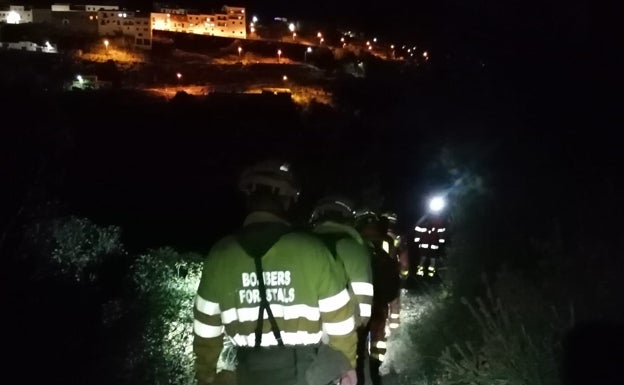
[
  {"x1": 151, "y1": 5, "x2": 246, "y2": 38},
  {"x1": 97, "y1": 10, "x2": 152, "y2": 49},
  {"x1": 0, "y1": 5, "x2": 33, "y2": 24}
]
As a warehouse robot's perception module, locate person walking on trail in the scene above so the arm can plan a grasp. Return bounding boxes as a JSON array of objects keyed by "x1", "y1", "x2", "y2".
[
  {"x1": 355, "y1": 210, "x2": 401, "y2": 385},
  {"x1": 414, "y1": 197, "x2": 448, "y2": 280},
  {"x1": 193, "y1": 160, "x2": 358, "y2": 385},
  {"x1": 310, "y1": 196, "x2": 374, "y2": 385},
  {"x1": 379, "y1": 212, "x2": 406, "y2": 334}
]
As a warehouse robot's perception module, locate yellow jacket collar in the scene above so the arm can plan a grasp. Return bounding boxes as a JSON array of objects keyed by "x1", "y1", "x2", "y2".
[
  {"x1": 314, "y1": 221, "x2": 364, "y2": 245},
  {"x1": 243, "y1": 211, "x2": 290, "y2": 227}
]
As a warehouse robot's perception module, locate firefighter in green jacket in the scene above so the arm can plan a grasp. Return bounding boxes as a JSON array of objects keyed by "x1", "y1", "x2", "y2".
[
  {"x1": 310, "y1": 196, "x2": 374, "y2": 385},
  {"x1": 193, "y1": 161, "x2": 358, "y2": 385}
]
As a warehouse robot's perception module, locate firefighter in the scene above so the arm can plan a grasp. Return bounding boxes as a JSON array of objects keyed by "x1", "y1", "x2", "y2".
[
  {"x1": 379, "y1": 212, "x2": 407, "y2": 333},
  {"x1": 310, "y1": 196, "x2": 374, "y2": 385},
  {"x1": 193, "y1": 160, "x2": 357, "y2": 385},
  {"x1": 380, "y1": 212, "x2": 410, "y2": 280},
  {"x1": 414, "y1": 196, "x2": 448, "y2": 279},
  {"x1": 355, "y1": 210, "x2": 400, "y2": 385}
]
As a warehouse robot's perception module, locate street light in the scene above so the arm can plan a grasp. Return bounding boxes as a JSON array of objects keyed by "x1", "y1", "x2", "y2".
[
  {"x1": 238, "y1": 46, "x2": 242, "y2": 58},
  {"x1": 104, "y1": 39, "x2": 109, "y2": 53},
  {"x1": 252, "y1": 16, "x2": 258, "y2": 23},
  {"x1": 277, "y1": 49, "x2": 281, "y2": 63},
  {"x1": 288, "y1": 23, "x2": 295, "y2": 32},
  {"x1": 292, "y1": 32, "x2": 296, "y2": 40},
  {"x1": 304, "y1": 46, "x2": 312, "y2": 63}
]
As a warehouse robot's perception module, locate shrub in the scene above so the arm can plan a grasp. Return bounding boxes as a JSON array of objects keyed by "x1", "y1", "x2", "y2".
[
  {"x1": 50, "y1": 216, "x2": 125, "y2": 282},
  {"x1": 23, "y1": 215, "x2": 126, "y2": 283},
  {"x1": 437, "y1": 276, "x2": 570, "y2": 385},
  {"x1": 404, "y1": 287, "x2": 481, "y2": 382},
  {"x1": 126, "y1": 247, "x2": 237, "y2": 385},
  {"x1": 126, "y1": 247, "x2": 203, "y2": 385}
]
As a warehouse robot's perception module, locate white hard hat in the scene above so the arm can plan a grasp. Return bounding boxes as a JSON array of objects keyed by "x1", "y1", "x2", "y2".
[
  {"x1": 310, "y1": 196, "x2": 355, "y2": 223},
  {"x1": 238, "y1": 160, "x2": 300, "y2": 199}
]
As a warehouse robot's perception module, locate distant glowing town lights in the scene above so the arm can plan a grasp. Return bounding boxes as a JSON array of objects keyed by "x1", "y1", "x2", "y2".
[
  {"x1": 317, "y1": 32, "x2": 322, "y2": 38},
  {"x1": 373, "y1": 37, "x2": 377, "y2": 42},
  {"x1": 288, "y1": 23, "x2": 295, "y2": 32},
  {"x1": 423, "y1": 51, "x2": 428, "y2": 58},
  {"x1": 7, "y1": 10, "x2": 20, "y2": 24},
  {"x1": 252, "y1": 15, "x2": 258, "y2": 23},
  {"x1": 282, "y1": 75, "x2": 288, "y2": 81},
  {"x1": 176, "y1": 72, "x2": 182, "y2": 79}
]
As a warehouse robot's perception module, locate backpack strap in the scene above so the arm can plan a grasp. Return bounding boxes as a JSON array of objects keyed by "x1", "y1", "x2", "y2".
[
  {"x1": 237, "y1": 224, "x2": 291, "y2": 348},
  {"x1": 316, "y1": 232, "x2": 351, "y2": 261}
]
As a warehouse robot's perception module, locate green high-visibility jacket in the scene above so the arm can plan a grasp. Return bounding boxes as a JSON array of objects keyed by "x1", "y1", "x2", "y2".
[
  {"x1": 312, "y1": 221, "x2": 374, "y2": 327},
  {"x1": 193, "y1": 212, "x2": 358, "y2": 384}
]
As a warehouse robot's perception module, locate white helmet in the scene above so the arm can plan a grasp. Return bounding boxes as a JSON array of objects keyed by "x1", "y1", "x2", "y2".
[
  {"x1": 238, "y1": 160, "x2": 300, "y2": 199},
  {"x1": 309, "y1": 196, "x2": 355, "y2": 224},
  {"x1": 354, "y1": 209, "x2": 379, "y2": 229},
  {"x1": 381, "y1": 211, "x2": 398, "y2": 225}
]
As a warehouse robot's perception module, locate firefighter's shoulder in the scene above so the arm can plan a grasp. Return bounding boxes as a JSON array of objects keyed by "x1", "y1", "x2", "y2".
[{"x1": 279, "y1": 230, "x2": 335, "y2": 257}]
